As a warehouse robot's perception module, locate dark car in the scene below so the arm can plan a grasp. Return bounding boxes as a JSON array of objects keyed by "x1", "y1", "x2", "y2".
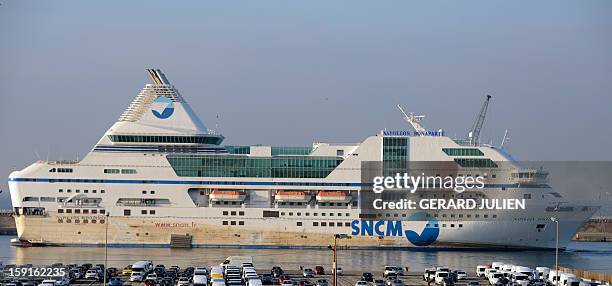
[
  {"x1": 314, "y1": 266, "x2": 325, "y2": 275},
  {"x1": 272, "y1": 267, "x2": 285, "y2": 278},
  {"x1": 361, "y1": 273, "x2": 374, "y2": 282},
  {"x1": 261, "y1": 274, "x2": 275, "y2": 285},
  {"x1": 442, "y1": 277, "x2": 455, "y2": 286},
  {"x1": 108, "y1": 277, "x2": 123, "y2": 286}
]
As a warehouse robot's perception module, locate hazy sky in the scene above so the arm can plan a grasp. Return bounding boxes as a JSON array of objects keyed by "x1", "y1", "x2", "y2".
[{"x1": 1, "y1": 1, "x2": 611, "y2": 210}]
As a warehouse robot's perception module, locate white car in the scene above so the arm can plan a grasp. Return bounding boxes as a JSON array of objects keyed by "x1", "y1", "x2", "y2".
[
  {"x1": 178, "y1": 277, "x2": 191, "y2": 286},
  {"x1": 356, "y1": 281, "x2": 369, "y2": 286},
  {"x1": 489, "y1": 273, "x2": 504, "y2": 285},
  {"x1": 282, "y1": 281, "x2": 294, "y2": 286},
  {"x1": 477, "y1": 266, "x2": 490, "y2": 277},
  {"x1": 511, "y1": 273, "x2": 530, "y2": 286},
  {"x1": 423, "y1": 268, "x2": 436, "y2": 281},
  {"x1": 85, "y1": 269, "x2": 99, "y2": 280},
  {"x1": 435, "y1": 272, "x2": 449, "y2": 285},
  {"x1": 384, "y1": 266, "x2": 398, "y2": 277},
  {"x1": 41, "y1": 280, "x2": 56, "y2": 286},
  {"x1": 333, "y1": 268, "x2": 343, "y2": 276},
  {"x1": 455, "y1": 270, "x2": 468, "y2": 280},
  {"x1": 130, "y1": 271, "x2": 145, "y2": 282}
]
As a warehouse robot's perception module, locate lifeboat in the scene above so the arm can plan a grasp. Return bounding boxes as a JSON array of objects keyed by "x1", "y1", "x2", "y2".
[
  {"x1": 316, "y1": 191, "x2": 352, "y2": 202},
  {"x1": 209, "y1": 189, "x2": 246, "y2": 202},
  {"x1": 274, "y1": 190, "x2": 311, "y2": 202}
]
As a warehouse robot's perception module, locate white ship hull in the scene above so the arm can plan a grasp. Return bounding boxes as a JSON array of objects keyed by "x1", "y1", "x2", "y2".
[{"x1": 8, "y1": 69, "x2": 600, "y2": 250}]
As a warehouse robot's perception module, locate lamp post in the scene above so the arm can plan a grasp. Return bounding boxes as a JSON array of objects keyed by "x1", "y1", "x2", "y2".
[
  {"x1": 104, "y1": 212, "x2": 109, "y2": 286},
  {"x1": 550, "y1": 217, "x2": 559, "y2": 286},
  {"x1": 329, "y1": 234, "x2": 350, "y2": 286}
]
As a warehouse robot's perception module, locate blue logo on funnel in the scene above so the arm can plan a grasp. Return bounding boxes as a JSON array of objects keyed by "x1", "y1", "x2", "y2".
[{"x1": 151, "y1": 96, "x2": 174, "y2": 119}]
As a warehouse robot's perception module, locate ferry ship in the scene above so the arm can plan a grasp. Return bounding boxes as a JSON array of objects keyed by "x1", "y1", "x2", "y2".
[{"x1": 8, "y1": 69, "x2": 599, "y2": 249}]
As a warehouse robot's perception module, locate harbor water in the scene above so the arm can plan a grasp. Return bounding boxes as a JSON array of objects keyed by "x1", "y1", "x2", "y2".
[{"x1": 0, "y1": 235, "x2": 610, "y2": 273}]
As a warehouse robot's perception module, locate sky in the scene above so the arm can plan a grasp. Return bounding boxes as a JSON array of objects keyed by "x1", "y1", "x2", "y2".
[{"x1": 0, "y1": 1, "x2": 611, "y2": 212}]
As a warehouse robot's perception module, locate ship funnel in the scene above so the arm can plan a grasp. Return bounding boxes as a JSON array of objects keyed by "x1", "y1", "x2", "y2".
[{"x1": 146, "y1": 68, "x2": 171, "y2": 85}]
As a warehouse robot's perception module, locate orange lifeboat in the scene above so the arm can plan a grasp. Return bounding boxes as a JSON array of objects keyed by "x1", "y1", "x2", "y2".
[
  {"x1": 316, "y1": 191, "x2": 352, "y2": 202},
  {"x1": 274, "y1": 190, "x2": 311, "y2": 202},
  {"x1": 209, "y1": 189, "x2": 246, "y2": 202}
]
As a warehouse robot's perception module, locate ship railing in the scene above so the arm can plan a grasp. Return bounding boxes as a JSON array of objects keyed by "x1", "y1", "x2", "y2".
[{"x1": 45, "y1": 160, "x2": 79, "y2": 165}]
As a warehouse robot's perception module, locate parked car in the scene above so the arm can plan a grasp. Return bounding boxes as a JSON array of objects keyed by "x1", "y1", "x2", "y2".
[
  {"x1": 362, "y1": 273, "x2": 374, "y2": 282},
  {"x1": 108, "y1": 277, "x2": 123, "y2": 286},
  {"x1": 122, "y1": 266, "x2": 133, "y2": 276},
  {"x1": 261, "y1": 274, "x2": 275, "y2": 285},
  {"x1": 454, "y1": 270, "x2": 467, "y2": 280},
  {"x1": 303, "y1": 269, "x2": 315, "y2": 278},
  {"x1": 178, "y1": 277, "x2": 191, "y2": 286},
  {"x1": 374, "y1": 280, "x2": 385, "y2": 286},
  {"x1": 356, "y1": 281, "x2": 369, "y2": 286},
  {"x1": 85, "y1": 269, "x2": 100, "y2": 280},
  {"x1": 435, "y1": 272, "x2": 449, "y2": 285},
  {"x1": 333, "y1": 268, "x2": 343, "y2": 276},
  {"x1": 423, "y1": 268, "x2": 436, "y2": 282},
  {"x1": 442, "y1": 277, "x2": 455, "y2": 286},
  {"x1": 316, "y1": 279, "x2": 329, "y2": 286},
  {"x1": 315, "y1": 266, "x2": 325, "y2": 275}
]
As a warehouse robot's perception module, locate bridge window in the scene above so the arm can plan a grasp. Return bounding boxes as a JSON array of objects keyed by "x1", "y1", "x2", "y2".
[
  {"x1": 108, "y1": 135, "x2": 222, "y2": 145},
  {"x1": 443, "y1": 148, "x2": 484, "y2": 156},
  {"x1": 454, "y1": 158, "x2": 497, "y2": 168}
]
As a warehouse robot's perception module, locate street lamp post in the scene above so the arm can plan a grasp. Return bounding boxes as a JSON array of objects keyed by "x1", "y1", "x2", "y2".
[
  {"x1": 550, "y1": 217, "x2": 559, "y2": 286},
  {"x1": 104, "y1": 212, "x2": 109, "y2": 286},
  {"x1": 329, "y1": 234, "x2": 350, "y2": 286}
]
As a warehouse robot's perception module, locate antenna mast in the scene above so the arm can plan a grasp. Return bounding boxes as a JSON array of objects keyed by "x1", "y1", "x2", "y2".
[
  {"x1": 500, "y1": 129, "x2": 509, "y2": 149},
  {"x1": 468, "y1": 95, "x2": 492, "y2": 146},
  {"x1": 396, "y1": 104, "x2": 426, "y2": 133}
]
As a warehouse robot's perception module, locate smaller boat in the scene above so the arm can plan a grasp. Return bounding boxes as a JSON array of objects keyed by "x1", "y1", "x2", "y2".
[
  {"x1": 274, "y1": 190, "x2": 311, "y2": 202},
  {"x1": 209, "y1": 189, "x2": 246, "y2": 202},
  {"x1": 10, "y1": 238, "x2": 32, "y2": 247},
  {"x1": 316, "y1": 191, "x2": 352, "y2": 202}
]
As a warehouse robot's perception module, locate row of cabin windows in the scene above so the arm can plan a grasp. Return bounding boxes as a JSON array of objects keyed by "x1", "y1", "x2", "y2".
[
  {"x1": 58, "y1": 209, "x2": 105, "y2": 214},
  {"x1": 281, "y1": 211, "x2": 351, "y2": 217},
  {"x1": 222, "y1": 211, "x2": 245, "y2": 216},
  {"x1": 427, "y1": 213, "x2": 497, "y2": 219},
  {"x1": 312, "y1": 221, "x2": 352, "y2": 227},
  {"x1": 222, "y1": 220, "x2": 245, "y2": 226},
  {"x1": 104, "y1": 168, "x2": 137, "y2": 174},
  {"x1": 58, "y1": 218, "x2": 105, "y2": 224},
  {"x1": 431, "y1": 223, "x2": 463, "y2": 228},
  {"x1": 122, "y1": 209, "x2": 155, "y2": 216},
  {"x1": 49, "y1": 168, "x2": 73, "y2": 173},
  {"x1": 276, "y1": 202, "x2": 355, "y2": 207},
  {"x1": 59, "y1": 188, "x2": 105, "y2": 194}
]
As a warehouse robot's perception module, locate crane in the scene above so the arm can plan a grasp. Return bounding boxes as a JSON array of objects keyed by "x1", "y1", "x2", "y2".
[
  {"x1": 396, "y1": 104, "x2": 426, "y2": 134},
  {"x1": 467, "y1": 95, "x2": 492, "y2": 146}
]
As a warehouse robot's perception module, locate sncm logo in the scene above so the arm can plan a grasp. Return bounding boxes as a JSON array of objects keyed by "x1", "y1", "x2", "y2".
[
  {"x1": 151, "y1": 96, "x2": 174, "y2": 119},
  {"x1": 350, "y1": 213, "x2": 440, "y2": 246}
]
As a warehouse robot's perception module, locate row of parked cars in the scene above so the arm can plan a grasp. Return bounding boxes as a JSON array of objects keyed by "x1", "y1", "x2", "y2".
[
  {"x1": 476, "y1": 263, "x2": 607, "y2": 286},
  {"x1": 0, "y1": 263, "x2": 120, "y2": 286},
  {"x1": 423, "y1": 266, "x2": 473, "y2": 286}
]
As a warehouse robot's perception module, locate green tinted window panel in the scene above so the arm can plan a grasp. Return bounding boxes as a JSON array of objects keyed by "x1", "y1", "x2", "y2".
[
  {"x1": 442, "y1": 148, "x2": 484, "y2": 156},
  {"x1": 271, "y1": 147, "x2": 313, "y2": 156},
  {"x1": 167, "y1": 155, "x2": 342, "y2": 178},
  {"x1": 454, "y1": 158, "x2": 497, "y2": 168}
]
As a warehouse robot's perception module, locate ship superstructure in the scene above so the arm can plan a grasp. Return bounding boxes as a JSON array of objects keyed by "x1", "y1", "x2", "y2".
[{"x1": 8, "y1": 70, "x2": 599, "y2": 249}]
